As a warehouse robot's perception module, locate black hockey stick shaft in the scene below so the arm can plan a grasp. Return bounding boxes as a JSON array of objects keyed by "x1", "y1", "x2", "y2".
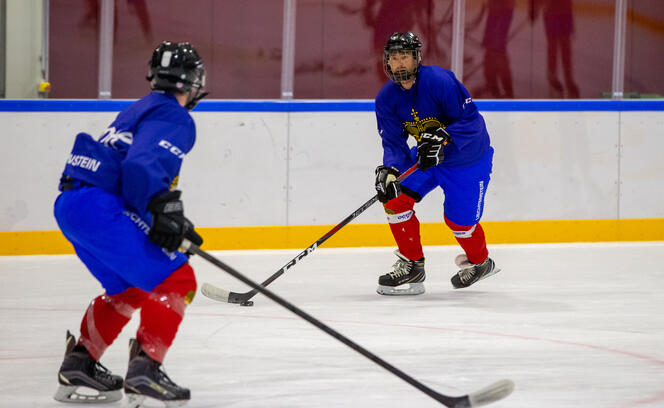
[
  {"x1": 224, "y1": 163, "x2": 419, "y2": 304},
  {"x1": 186, "y1": 241, "x2": 485, "y2": 407}
]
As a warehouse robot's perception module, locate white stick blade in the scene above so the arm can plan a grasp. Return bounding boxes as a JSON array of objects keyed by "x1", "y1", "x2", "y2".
[
  {"x1": 468, "y1": 379, "x2": 515, "y2": 407},
  {"x1": 201, "y1": 282, "x2": 231, "y2": 302}
]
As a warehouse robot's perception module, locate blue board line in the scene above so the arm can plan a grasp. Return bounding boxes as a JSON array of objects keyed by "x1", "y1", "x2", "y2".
[{"x1": 1, "y1": 99, "x2": 663, "y2": 112}]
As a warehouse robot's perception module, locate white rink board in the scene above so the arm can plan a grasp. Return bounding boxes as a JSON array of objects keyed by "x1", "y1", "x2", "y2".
[
  {"x1": 179, "y1": 112, "x2": 289, "y2": 227},
  {"x1": 482, "y1": 111, "x2": 620, "y2": 221},
  {"x1": 619, "y1": 112, "x2": 664, "y2": 218},
  {"x1": 0, "y1": 111, "x2": 117, "y2": 231},
  {"x1": 1, "y1": 107, "x2": 663, "y2": 231}
]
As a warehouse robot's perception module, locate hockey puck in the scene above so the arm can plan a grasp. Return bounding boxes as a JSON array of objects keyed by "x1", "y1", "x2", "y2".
[{"x1": 240, "y1": 301, "x2": 254, "y2": 307}]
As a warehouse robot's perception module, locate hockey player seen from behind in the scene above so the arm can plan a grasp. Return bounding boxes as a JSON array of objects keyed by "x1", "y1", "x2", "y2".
[
  {"x1": 53, "y1": 41, "x2": 208, "y2": 407},
  {"x1": 374, "y1": 32, "x2": 500, "y2": 295}
]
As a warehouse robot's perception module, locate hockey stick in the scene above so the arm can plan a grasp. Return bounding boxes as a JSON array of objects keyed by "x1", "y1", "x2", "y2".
[
  {"x1": 201, "y1": 163, "x2": 419, "y2": 306},
  {"x1": 185, "y1": 240, "x2": 514, "y2": 407}
]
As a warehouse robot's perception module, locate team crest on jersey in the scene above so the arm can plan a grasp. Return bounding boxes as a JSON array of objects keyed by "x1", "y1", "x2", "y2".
[
  {"x1": 96, "y1": 127, "x2": 133, "y2": 149},
  {"x1": 403, "y1": 108, "x2": 444, "y2": 142}
]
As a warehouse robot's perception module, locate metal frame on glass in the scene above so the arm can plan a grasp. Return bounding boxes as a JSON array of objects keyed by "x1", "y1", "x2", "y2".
[
  {"x1": 41, "y1": 0, "x2": 49, "y2": 90},
  {"x1": 611, "y1": 0, "x2": 627, "y2": 99},
  {"x1": 98, "y1": 0, "x2": 114, "y2": 99},
  {"x1": 91, "y1": 0, "x2": 630, "y2": 100},
  {"x1": 281, "y1": 0, "x2": 296, "y2": 100},
  {"x1": 0, "y1": 0, "x2": 6, "y2": 98}
]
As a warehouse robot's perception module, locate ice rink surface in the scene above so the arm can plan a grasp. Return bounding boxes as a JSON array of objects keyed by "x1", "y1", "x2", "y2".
[{"x1": 1, "y1": 242, "x2": 663, "y2": 408}]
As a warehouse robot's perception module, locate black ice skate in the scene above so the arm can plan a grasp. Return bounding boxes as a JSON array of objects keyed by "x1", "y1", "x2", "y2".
[
  {"x1": 376, "y1": 250, "x2": 426, "y2": 295},
  {"x1": 124, "y1": 338, "x2": 190, "y2": 408},
  {"x1": 450, "y1": 254, "x2": 500, "y2": 289},
  {"x1": 53, "y1": 330, "x2": 123, "y2": 403}
]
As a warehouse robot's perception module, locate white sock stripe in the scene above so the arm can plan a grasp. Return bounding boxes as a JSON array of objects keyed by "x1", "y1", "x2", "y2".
[
  {"x1": 452, "y1": 224, "x2": 477, "y2": 238},
  {"x1": 386, "y1": 210, "x2": 414, "y2": 224},
  {"x1": 82, "y1": 298, "x2": 109, "y2": 358},
  {"x1": 105, "y1": 294, "x2": 137, "y2": 318}
]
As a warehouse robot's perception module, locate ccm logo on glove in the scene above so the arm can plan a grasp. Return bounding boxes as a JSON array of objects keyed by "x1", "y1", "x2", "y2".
[{"x1": 417, "y1": 126, "x2": 451, "y2": 171}]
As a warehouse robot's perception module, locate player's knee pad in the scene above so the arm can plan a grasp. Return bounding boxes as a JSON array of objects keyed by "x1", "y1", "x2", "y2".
[
  {"x1": 444, "y1": 215, "x2": 476, "y2": 238},
  {"x1": 384, "y1": 194, "x2": 416, "y2": 223}
]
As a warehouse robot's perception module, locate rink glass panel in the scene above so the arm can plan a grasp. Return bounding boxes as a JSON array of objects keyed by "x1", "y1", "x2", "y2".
[
  {"x1": 624, "y1": 1, "x2": 664, "y2": 98},
  {"x1": 49, "y1": 0, "x2": 283, "y2": 99},
  {"x1": 463, "y1": 0, "x2": 617, "y2": 99},
  {"x1": 109, "y1": 0, "x2": 283, "y2": 99},
  {"x1": 293, "y1": 0, "x2": 454, "y2": 99},
  {"x1": 47, "y1": 0, "x2": 663, "y2": 99},
  {"x1": 49, "y1": 0, "x2": 100, "y2": 99}
]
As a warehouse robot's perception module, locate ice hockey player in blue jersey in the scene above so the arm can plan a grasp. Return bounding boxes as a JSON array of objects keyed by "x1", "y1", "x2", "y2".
[
  {"x1": 53, "y1": 41, "x2": 207, "y2": 407},
  {"x1": 373, "y1": 32, "x2": 500, "y2": 296}
]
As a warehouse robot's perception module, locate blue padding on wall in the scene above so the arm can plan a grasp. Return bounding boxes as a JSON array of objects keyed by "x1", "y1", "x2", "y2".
[
  {"x1": 0, "y1": 100, "x2": 134, "y2": 112},
  {"x1": 476, "y1": 100, "x2": 664, "y2": 111},
  {"x1": 1, "y1": 99, "x2": 663, "y2": 112}
]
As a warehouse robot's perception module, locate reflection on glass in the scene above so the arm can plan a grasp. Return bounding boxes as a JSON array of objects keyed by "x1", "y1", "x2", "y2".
[
  {"x1": 465, "y1": 0, "x2": 614, "y2": 99},
  {"x1": 47, "y1": 0, "x2": 664, "y2": 99},
  {"x1": 294, "y1": 0, "x2": 453, "y2": 99},
  {"x1": 478, "y1": 0, "x2": 516, "y2": 98},
  {"x1": 80, "y1": 0, "x2": 153, "y2": 44},
  {"x1": 49, "y1": 0, "x2": 100, "y2": 98},
  {"x1": 532, "y1": 0, "x2": 579, "y2": 98},
  {"x1": 110, "y1": 0, "x2": 284, "y2": 99},
  {"x1": 624, "y1": 2, "x2": 664, "y2": 98}
]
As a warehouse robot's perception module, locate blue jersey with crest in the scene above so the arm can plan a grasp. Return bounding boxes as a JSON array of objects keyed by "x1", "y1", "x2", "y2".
[
  {"x1": 375, "y1": 65, "x2": 490, "y2": 172},
  {"x1": 61, "y1": 91, "x2": 195, "y2": 214}
]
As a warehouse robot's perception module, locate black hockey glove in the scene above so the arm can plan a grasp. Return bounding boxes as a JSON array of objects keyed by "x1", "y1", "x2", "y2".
[
  {"x1": 417, "y1": 126, "x2": 451, "y2": 171},
  {"x1": 375, "y1": 165, "x2": 401, "y2": 203},
  {"x1": 148, "y1": 190, "x2": 203, "y2": 253}
]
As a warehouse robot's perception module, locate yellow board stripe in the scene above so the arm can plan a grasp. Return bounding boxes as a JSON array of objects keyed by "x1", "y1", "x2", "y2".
[{"x1": 1, "y1": 218, "x2": 663, "y2": 256}]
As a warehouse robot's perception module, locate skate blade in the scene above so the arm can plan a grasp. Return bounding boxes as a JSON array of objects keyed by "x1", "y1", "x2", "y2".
[
  {"x1": 452, "y1": 267, "x2": 502, "y2": 289},
  {"x1": 123, "y1": 394, "x2": 145, "y2": 408},
  {"x1": 482, "y1": 267, "x2": 501, "y2": 281},
  {"x1": 124, "y1": 393, "x2": 189, "y2": 408},
  {"x1": 376, "y1": 282, "x2": 425, "y2": 296},
  {"x1": 54, "y1": 384, "x2": 122, "y2": 403}
]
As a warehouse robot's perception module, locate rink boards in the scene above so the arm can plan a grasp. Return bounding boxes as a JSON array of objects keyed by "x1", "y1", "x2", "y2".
[{"x1": 1, "y1": 99, "x2": 663, "y2": 254}]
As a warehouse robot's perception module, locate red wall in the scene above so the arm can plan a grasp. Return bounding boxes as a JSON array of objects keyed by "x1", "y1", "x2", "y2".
[{"x1": 49, "y1": 0, "x2": 664, "y2": 99}]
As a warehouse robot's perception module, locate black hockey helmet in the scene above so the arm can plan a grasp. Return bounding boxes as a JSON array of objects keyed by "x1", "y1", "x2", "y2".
[
  {"x1": 147, "y1": 41, "x2": 208, "y2": 110},
  {"x1": 383, "y1": 32, "x2": 422, "y2": 83}
]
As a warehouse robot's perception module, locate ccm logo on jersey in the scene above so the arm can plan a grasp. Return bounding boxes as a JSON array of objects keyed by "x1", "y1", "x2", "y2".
[{"x1": 158, "y1": 140, "x2": 186, "y2": 159}]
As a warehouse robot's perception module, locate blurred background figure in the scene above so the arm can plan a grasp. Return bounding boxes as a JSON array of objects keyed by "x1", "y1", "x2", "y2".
[
  {"x1": 80, "y1": 0, "x2": 153, "y2": 45},
  {"x1": 337, "y1": 0, "x2": 445, "y2": 84},
  {"x1": 531, "y1": 0, "x2": 579, "y2": 98},
  {"x1": 476, "y1": 0, "x2": 515, "y2": 98}
]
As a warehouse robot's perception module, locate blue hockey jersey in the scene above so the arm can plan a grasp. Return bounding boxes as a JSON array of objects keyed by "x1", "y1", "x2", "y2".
[
  {"x1": 375, "y1": 65, "x2": 490, "y2": 171},
  {"x1": 61, "y1": 91, "x2": 196, "y2": 214}
]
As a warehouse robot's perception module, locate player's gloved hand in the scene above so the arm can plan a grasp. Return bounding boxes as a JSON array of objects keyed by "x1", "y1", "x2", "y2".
[
  {"x1": 375, "y1": 165, "x2": 401, "y2": 203},
  {"x1": 148, "y1": 190, "x2": 203, "y2": 252},
  {"x1": 417, "y1": 126, "x2": 451, "y2": 171}
]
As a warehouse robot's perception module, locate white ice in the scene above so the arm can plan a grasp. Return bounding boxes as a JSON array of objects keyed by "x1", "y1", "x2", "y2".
[{"x1": 1, "y1": 243, "x2": 663, "y2": 407}]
